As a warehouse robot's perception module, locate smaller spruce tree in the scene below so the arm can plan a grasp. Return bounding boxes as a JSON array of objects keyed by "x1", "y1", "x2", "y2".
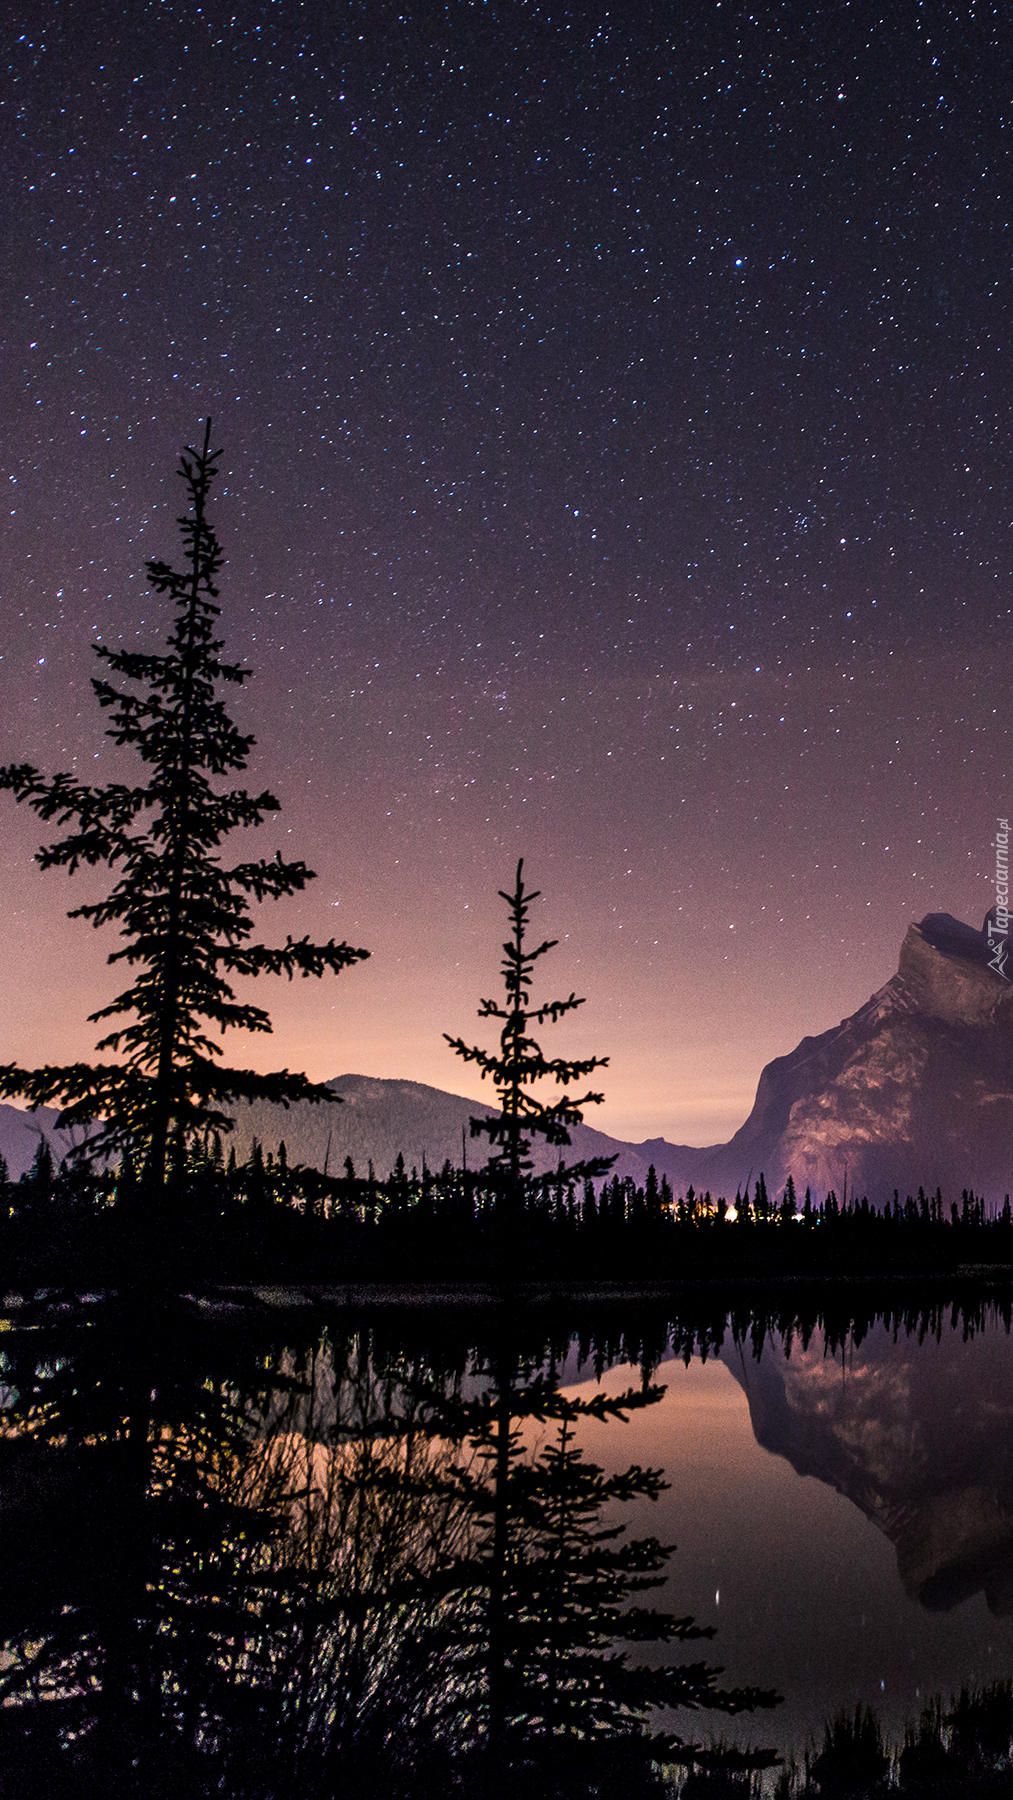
[{"x1": 444, "y1": 860, "x2": 613, "y2": 1212}]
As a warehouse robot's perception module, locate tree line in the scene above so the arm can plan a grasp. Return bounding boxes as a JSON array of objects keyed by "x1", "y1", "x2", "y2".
[{"x1": 3, "y1": 1124, "x2": 1012, "y2": 1287}]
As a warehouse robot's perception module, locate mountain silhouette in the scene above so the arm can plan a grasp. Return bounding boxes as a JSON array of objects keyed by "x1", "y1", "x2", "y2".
[
  {"x1": 215, "y1": 1074, "x2": 660, "y2": 1187},
  {"x1": 2, "y1": 912, "x2": 1011, "y2": 1200}
]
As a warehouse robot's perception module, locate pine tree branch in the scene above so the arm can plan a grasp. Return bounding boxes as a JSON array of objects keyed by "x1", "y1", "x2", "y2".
[{"x1": 218, "y1": 937, "x2": 371, "y2": 979}]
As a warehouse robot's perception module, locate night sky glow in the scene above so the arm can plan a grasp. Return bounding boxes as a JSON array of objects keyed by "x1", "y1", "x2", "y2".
[{"x1": 2, "y1": 2, "x2": 1012, "y2": 1146}]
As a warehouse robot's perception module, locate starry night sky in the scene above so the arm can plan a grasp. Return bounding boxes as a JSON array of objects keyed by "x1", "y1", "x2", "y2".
[{"x1": 2, "y1": 0, "x2": 1012, "y2": 1146}]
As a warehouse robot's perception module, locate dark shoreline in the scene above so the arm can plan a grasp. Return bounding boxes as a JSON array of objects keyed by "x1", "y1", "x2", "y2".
[{"x1": 6, "y1": 1267, "x2": 1013, "y2": 1334}]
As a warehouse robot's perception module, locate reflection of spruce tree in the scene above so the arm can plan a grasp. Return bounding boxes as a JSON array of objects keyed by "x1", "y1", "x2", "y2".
[
  {"x1": 444, "y1": 860, "x2": 614, "y2": 1228},
  {"x1": 0, "y1": 1304, "x2": 284, "y2": 1791},
  {"x1": 0, "y1": 1315, "x2": 470, "y2": 1794},
  {"x1": 0, "y1": 1303, "x2": 800, "y2": 1796},
  {"x1": 429, "y1": 1345, "x2": 781, "y2": 1790}
]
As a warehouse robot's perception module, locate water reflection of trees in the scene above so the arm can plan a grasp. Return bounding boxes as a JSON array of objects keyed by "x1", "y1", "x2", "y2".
[
  {"x1": 406, "y1": 1346, "x2": 780, "y2": 1791},
  {"x1": 6, "y1": 1285, "x2": 1010, "y2": 1795},
  {"x1": 213, "y1": 1332, "x2": 481, "y2": 1792},
  {"x1": 0, "y1": 1301, "x2": 781, "y2": 1797}
]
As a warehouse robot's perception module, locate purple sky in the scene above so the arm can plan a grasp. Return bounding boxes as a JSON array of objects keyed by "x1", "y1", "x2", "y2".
[{"x1": 2, "y1": 2, "x2": 1011, "y2": 1145}]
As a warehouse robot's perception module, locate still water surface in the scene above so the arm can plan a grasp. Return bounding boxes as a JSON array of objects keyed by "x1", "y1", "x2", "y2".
[
  {"x1": 564, "y1": 1318, "x2": 1013, "y2": 1753},
  {"x1": 2, "y1": 1287, "x2": 1012, "y2": 1786}
]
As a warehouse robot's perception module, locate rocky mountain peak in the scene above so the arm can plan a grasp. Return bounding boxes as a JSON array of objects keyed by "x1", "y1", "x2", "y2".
[{"x1": 896, "y1": 912, "x2": 1013, "y2": 1028}]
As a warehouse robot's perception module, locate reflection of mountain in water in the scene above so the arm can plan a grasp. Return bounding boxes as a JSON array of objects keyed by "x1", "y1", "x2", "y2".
[{"x1": 721, "y1": 1320, "x2": 1013, "y2": 1618}]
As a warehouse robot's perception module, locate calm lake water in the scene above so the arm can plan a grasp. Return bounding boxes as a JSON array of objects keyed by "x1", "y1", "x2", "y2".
[
  {"x1": 563, "y1": 1314, "x2": 1013, "y2": 1756},
  {"x1": 2, "y1": 1286, "x2": 1012, "y2": 1790}
]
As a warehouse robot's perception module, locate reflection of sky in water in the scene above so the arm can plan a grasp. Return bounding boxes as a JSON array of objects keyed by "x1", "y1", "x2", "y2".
[{"x1": 562, "y1": 1328, "x2": 1013, "y2": 1757}]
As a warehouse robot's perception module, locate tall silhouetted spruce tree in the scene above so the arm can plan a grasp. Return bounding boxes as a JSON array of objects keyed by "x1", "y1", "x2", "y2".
[
  {"x1": 0, "y1": 422, "x2": 368, "y2": 1201},
  {"x1": 445, "y1": 860, "x2": 613, "y2": 1222}
]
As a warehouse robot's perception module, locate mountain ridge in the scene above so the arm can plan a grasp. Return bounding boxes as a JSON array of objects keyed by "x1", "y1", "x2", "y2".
[{"x1": 3, "y1": 911, "x2": 1012, "y2": 1199}]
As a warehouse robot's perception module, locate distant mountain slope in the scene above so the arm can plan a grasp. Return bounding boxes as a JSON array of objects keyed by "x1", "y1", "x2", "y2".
[
  {"x1": 0, "y1": 1103, "x2": 92, "y2": 1182},
  {"x1": 225, "y1": 1075, "x2": 658, "y2": 1186},
  {"x1": 0, "y1": 1078, "x2": 656, "y2": 1186}
]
